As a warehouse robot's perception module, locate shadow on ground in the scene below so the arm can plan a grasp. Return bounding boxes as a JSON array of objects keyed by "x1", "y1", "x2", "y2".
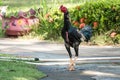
[
  {"x1": 37, "y1": 65, "x2": 94, "y2": 80},
  {"x1": 37, "y1": 63, "x2": 120, "y2": 80}
]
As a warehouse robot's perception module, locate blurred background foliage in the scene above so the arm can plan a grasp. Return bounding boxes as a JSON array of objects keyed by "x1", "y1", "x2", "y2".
[{"x1": 0, "y1": 0, "x2": 120, "y2": 45}]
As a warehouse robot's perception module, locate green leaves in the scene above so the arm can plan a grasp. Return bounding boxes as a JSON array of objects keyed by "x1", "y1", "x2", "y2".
[
  {"x1": 70, "y1": 0, "x2": 120, "y2": 34},
  {"x1": 67, "y1": 0, "x2": 120, "y2": 44},
  {"x1": 0, "y1": 0, "x2": 2, "y2": 5}
]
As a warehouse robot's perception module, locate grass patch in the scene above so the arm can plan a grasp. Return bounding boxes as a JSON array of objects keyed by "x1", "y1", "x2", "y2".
[
  {"x1": 0, "y1": 60, "x2": 46, "y2": 80},
  {"x1": 0, "y1": 54, "x2": 13, "y2": 57},
  {"x1": 0, "y1": 53, "x2": 43, "y2": 63}
]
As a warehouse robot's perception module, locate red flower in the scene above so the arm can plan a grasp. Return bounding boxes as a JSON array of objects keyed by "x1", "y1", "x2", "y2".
[
  {"x1": 110, "y1": 32, "x2": 117, "y2": 38},
  {"x1": 73, "y1": 21, "x2": 79, "y2": 27},
  {"x1": 80, "y1": 18, "x2": 85, "y2": 23},
  {"x1": 72, "y1": 20, "x2": 76, "y2": 24},
  {"x1": 93, "y1": 21, "x2": 98, "y2": 28},
  {"x1": 79, "y1": 23, "x2": 85, "y2": 28},
  {"x1": 44, "y1": 13, "x2": 50, "y2": 19},
  {"x1": 76, "y1": 6, "x2": 80, "y2": 10}
]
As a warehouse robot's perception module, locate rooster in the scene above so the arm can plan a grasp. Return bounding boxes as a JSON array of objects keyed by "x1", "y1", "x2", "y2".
[{"x1": 59, "y1": 5, "x2": 92, "y2": 71}]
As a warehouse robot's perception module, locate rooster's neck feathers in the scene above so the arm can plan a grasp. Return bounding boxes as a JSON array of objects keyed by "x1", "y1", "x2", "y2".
[{"x1": 63, "y1": 11, "x2": 71, "y2": 31}]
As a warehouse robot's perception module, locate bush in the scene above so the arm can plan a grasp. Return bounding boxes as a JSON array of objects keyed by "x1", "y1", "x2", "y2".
[
  {"x1": 34, "y1": 0, "x2": 120, "y2": 45},
  {"x1": 69, "y1": 0, "x2": 120, "y2": 45},
  {"x1": 36, "y1": 9, "x2": 63, "y2": 40},
  {"x1": 71, "y1": 0, "x2": 120, "y2": 31}
]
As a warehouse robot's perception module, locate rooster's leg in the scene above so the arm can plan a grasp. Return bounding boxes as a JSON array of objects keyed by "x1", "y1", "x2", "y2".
[
  {"x1": 69, "y1": 58, "x2": 75, "y2": 71},
  {"x1": 74, "y1": 56, "x2": 78, "y2": 62},
  {"x1": 65, "y1": 43, "x2": 75, "y2": 71},
  {"x1": 73, "y1": 42, "x2": 79, "y2": 68}
]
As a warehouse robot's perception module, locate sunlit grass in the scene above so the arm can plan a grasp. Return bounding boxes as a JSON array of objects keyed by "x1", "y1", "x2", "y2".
[
  {"x1": 0, "y1": 60, "x2": 46, "y2": 80},
  {"x1": 0, "y1": 53, "x2": 13, "y2": 57},
  {"x1": 2, "y1": 0, "x2": 90, "y2": 11}
]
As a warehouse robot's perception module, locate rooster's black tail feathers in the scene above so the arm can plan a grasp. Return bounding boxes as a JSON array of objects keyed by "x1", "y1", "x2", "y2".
[{"x1": 80, "y1": 25, "x2": 92, "y2": 42}]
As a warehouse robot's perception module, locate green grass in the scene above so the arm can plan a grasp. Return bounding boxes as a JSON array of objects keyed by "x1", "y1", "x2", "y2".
[
  {"x1": 0, "y1": 53, "x2": 13, "y2": 57},
  {"x1": 0, "y1": 60, "x2": 46, "y2": 80},
  {"x1": 1, "y1": 0, "x2": 91, "y2": 12}
]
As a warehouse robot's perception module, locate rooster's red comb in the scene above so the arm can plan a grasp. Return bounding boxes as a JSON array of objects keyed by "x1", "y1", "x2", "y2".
[{"x1": 59, "y1": 5, "x2": 67, "y2": 13}]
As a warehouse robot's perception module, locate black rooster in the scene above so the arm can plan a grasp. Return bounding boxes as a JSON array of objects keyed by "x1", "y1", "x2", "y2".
[{"x1": 59, "y1": 5, "x2": 92, "y2": 71}]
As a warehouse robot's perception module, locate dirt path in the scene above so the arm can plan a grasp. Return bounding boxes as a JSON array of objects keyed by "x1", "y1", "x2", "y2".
[
  {"x1": 37, "y1": 65, "x2": 94, "y2": 80},
  {"x1": 37, "y1": 63, "x2": 120, "y2": 80}
]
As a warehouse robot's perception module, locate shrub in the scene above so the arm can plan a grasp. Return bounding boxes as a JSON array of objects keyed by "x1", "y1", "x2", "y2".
[
  {"x1": 35, "y1": 0, "x2": 120, "y2": 44},
  {"x1": 69, "y1": 0, "x2": 120, "y2": 45}
]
